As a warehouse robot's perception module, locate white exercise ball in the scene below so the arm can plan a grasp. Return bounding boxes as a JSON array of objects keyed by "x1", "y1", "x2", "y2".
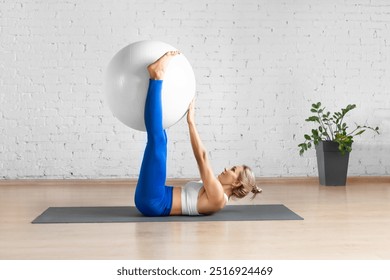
[{"x1": 105, "y1": 40, "x2": 196, "y2": 131}]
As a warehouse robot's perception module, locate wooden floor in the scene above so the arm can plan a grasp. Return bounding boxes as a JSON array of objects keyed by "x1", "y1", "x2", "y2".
[{"x1": 1, "y1": 177, "x2": 390, "y2": 260}]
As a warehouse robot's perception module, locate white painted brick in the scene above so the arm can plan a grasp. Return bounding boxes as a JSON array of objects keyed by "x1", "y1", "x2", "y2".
[{"x1": 1, "y1": 0, "x2": 389, "y2": 179}]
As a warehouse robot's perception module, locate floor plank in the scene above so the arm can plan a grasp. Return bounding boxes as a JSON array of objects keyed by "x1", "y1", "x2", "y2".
[{"x1": 0, "y1": 177, "x2": 389, "y2": 259}]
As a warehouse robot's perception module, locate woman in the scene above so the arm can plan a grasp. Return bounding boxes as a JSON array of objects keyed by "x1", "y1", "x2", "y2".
[{"x1": 134, "y1": 51, "x2": 262, "y2": 217}]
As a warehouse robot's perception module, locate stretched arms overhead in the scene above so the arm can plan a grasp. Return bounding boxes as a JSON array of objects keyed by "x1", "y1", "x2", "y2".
[{"x1": 187, "y1": 100, "x2": 225, "y2": 204}]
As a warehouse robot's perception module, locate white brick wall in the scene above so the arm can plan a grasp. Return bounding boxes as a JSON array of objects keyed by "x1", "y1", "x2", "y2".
[{"x1": 1, "y1": 0, "x2": 389, "y2": 179}]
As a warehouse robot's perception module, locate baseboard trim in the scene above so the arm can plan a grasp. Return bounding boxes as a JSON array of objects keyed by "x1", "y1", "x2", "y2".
[{"x1": 1, "y1": 176, "x2": 389, "y2": 186}]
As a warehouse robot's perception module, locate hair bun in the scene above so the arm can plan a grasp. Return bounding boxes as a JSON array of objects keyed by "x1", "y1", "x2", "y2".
[
  {"x1": 249, "y1": 185, "x2": 262, "y2": 200},
  {"x1": 251, "y1": 185, "x2": 262, "y2": 194}
]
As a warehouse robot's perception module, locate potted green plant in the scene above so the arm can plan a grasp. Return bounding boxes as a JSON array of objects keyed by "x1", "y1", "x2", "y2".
[{"x1": 298, "y1": 102, "x2": 379, "y2": 186}]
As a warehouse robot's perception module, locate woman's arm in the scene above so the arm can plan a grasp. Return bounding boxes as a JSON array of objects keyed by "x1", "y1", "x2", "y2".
[{"x1": 187, "y1": 100, "x2": 224, "y2": 202}]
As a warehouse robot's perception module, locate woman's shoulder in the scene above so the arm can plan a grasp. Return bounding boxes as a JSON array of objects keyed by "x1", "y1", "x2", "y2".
[
  {"x1": 198, "y1": 188, "x2": 228, "y2": 215},
  {"x1": 198, "y1": 198, "x2": 226, "y2": 215}
]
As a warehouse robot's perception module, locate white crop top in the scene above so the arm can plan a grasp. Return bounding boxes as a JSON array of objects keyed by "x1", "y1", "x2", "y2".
[{"x1": 181, "y1": 181, "x2": 228, "y2": 216}]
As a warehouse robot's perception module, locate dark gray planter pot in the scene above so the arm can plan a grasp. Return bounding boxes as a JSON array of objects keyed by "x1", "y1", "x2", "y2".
[{"x1": 315, "y1": 141, "x2": 350, "y2": 186}]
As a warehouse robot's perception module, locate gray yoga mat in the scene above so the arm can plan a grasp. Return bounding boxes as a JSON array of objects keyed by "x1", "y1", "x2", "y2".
[{"x1": 32, "y1": 204, "x2": 303, "y2": 224}]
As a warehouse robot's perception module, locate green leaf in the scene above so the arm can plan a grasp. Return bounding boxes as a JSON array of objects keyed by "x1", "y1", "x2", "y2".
[
  {"x1": 304, "y1": 134, "x2": 311, "y2": 140},
  {"x1": 306, "y1": 116, "x2": 320, "y2": 123},
  {"x1": 312, "y1": 102, "x2": 321, "y2": 110},
  {"x1": 355, "y1": 130, "x2": 365, "y2": 136}
]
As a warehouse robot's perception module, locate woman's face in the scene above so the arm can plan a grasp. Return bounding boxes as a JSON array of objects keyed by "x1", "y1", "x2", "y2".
[{"x1": 217, "y1": 165, "x2": 243, "y2": 186}]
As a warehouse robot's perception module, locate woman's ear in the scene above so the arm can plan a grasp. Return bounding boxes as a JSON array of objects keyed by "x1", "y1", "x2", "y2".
[{"x1": 232, "y1": 180, "x2": 241, "y2": 187}]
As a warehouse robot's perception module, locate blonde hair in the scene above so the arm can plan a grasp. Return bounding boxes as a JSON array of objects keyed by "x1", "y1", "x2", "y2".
[{"x1": 231, "y1": 165, "x2": 262, "y2": 200}]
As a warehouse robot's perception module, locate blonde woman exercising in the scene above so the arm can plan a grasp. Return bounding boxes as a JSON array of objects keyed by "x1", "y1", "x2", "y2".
[{"x1": 134, "y1": 51, "x2": 262, "y2": 217}]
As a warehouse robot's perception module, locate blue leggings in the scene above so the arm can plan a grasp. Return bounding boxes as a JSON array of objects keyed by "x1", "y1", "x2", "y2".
[{"x1": 134, "y1": 79, "x2": 173, "y2": 216}]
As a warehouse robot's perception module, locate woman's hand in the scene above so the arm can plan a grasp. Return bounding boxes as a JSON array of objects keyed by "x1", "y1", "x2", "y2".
[{"x1": 187, "y1": 99, "x2": 195, "y2": 124}]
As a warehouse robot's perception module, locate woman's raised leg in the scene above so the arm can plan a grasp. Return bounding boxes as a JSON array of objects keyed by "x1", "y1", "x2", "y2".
[{"x1": 134, "y1": 51, "x2": 180, "y2": 216}]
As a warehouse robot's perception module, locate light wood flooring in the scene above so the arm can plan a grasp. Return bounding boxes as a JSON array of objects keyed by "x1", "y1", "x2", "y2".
[{"x1": 1, "y1": 177, "x2": 390, "y2": 260}]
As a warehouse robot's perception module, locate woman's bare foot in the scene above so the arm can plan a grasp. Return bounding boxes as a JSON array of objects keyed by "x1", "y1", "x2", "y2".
[{"x1": 147, "y1": 51, "x2": 180, "y2": 80}]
